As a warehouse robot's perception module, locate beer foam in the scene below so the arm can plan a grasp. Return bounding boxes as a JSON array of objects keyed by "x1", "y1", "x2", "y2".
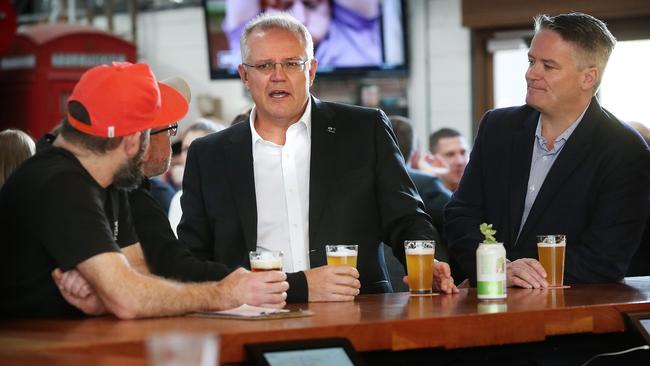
[
  {"x1": 405, "y1": 248, "x2": 435, "y2": 255},
  {"x1": 327, "y1": 249, "x2": 358, "y2": 257},
  {"x1": 250, "y1": 258, "x2": 282, "y2": 269},
  {"x1": 537, "y1": 242, "x2": 566, "y2": 247}
]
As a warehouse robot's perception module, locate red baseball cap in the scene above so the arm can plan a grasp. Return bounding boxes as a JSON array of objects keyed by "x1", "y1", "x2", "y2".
[{"x1": 67, "y1": 62, "x2": 189, "y2": 138}]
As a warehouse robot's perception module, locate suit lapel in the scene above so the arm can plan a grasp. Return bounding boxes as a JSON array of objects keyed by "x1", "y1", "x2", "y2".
[
  {"x1": 508, "y1": 113, "x2": 538, "y2": 247},
  {"x1": 517, "y1": 98, "x2": 599, "y2": 244},
  {"x1": 308, "y1": 97, "x2": 338, "y2": 248},
  {"x1": 224, "y1": 123, "x2": 258, "y2": 252}
]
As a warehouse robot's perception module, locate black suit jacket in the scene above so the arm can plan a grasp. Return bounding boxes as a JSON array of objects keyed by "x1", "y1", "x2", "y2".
[
  {"x1": 446, "y1": 98, "x2": 650, "y2": 285},
  {"x1": 178, "y1": 97, "x2": 437, "y2": 302}
]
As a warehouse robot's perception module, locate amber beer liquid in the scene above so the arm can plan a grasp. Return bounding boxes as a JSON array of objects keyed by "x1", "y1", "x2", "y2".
[
  {"x1": 537, "y1": 237, "x2": 566, "y2": 287},
  {"x1": 326, "y1": 252, "x2": 358, "y2": 268},
  {"x1": 325, "y1": 245, "x2": 358, "y2": 268},
  {"x1": 404, "y1": 240, "x2": 435, "y2": 294}
]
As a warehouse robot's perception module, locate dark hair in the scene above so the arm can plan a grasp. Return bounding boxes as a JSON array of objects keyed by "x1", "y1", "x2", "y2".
[
  {"x1": 183, "y1": 119, "x2": 222, "y2": 138},
  {"x1": 429, "y1": 128, "x2": 461, "y2": 153},
  {"x1": 230, "y1": 109, "x2": 252, "y2": 126},
  {"x1": 60, "y1": 119, "x2": 123, "y2": 154},
  {"x1": 0, "y1": 129, "x2": 35, "y2": 188},
  {"x1": 534, "y1": 13, "x2": 616, "y2": 91},
  {"x1": 388, "y1": 115, "x2": 413, "y2": 160}
]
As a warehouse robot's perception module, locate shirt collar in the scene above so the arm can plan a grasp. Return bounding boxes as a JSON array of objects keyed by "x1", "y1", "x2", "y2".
[
  {"x1": 250, "y1": 98, "x2": 312, "y2": 147},
  {"x1": 535, "y1": 101, "x2": 590, "y2": 152}
]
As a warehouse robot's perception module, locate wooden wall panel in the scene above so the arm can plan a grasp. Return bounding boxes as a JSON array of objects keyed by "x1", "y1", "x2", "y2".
[{"x1": 462, "y1": 0, "x2": 650, "y2": 29}]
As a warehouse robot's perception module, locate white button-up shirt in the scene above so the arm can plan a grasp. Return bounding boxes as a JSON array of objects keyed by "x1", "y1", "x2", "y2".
[{"x1": 249, "y1": 100, "x2": 312, "y2": 272}]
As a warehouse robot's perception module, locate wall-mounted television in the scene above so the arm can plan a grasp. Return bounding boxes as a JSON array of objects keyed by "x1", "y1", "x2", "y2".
[{"x1": 202, "y1": 0, "x2": 408, "y2": 79}]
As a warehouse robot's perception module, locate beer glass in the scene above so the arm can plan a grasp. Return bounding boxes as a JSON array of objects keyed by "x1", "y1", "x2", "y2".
[
  {"x1": 325, "y1": 245, "x2": 358, "y2": 268},
  {"x1": 249, "y1": 250, "x2": 283, "y2": 272},
  {"x1": 147, "y1": 332, "x2": 218, "y2": 366},
  {"x1": 537, "y1": 235, "x2": 566, "y2": 287},
  {"x1": 404, "y1": 240, "x2": 435, "y2": 294}
]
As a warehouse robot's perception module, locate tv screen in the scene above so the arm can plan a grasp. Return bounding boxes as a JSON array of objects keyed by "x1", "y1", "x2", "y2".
[{"x1": 203, "y1": 0, "x2": 408, "y2": 79}]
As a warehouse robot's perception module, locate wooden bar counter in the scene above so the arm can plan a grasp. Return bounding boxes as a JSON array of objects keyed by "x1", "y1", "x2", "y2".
[{"x1": 2, "y1": 277, "x2": 650, "y2": 364}]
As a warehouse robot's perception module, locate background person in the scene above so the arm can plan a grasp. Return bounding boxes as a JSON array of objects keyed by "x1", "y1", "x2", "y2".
[
  {"x1": 428, "y1": 127, "x2": 469, "y2": 192},
  {"x1": 168, "y1": 119, "x2": 223, "y2": 236},
  {"x1": 0, "y1": 128, "x2": 35, "y2": 189}
]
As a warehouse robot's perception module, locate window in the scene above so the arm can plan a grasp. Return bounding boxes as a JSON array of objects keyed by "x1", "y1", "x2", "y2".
[
  {"x1": 492, "y1": 39, "x2": 650, "y2": 128},
  {"x1": 599, "y1": 39, "x2": 650, "y2": 127}
]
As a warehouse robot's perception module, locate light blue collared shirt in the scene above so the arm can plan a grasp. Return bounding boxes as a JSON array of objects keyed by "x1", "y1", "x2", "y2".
[{"x1": 518, "y1": 105, "x2": 589, "y2": 237}]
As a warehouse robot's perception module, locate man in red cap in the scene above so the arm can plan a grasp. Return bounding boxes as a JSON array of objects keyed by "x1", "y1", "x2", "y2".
[{"x1": 0, "y1": 62, "x2": 288, "y2": 319}]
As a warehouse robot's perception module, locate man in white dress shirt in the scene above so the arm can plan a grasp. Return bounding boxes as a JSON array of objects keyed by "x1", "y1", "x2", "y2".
[{"x1": 178, "y1": 12, "x2": 457, "y2": 302}]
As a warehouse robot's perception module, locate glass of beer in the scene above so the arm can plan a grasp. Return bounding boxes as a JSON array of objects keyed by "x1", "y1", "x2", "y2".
[
  {"x1": 537, "y1": 235, "x2": 566, "y2": 287},
  {"x1": 325, "y1": 245, "x2": 358, "y2": 268},
  {"x1": 249, "y1": 250, "x2": 283, "y2": 272},
  {"x1": 404, "y1": 240, "x2": 435, "y2": 294}
]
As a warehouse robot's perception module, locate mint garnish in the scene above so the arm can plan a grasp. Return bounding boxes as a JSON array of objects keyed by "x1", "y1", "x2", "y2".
[{"x1": 480, "y1": 223, "x2": 497, "y2": 244}]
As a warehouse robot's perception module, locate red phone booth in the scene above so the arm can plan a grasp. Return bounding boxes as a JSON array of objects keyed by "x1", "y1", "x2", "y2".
[{"x1": 0, "y1": 23, "x2": 136, "y2": 138}]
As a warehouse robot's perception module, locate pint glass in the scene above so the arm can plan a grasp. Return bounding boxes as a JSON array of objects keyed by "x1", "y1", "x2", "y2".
[
  {"x1": 404, "y1": 240, "x2": 435, "y2": 294},
  {"x1": 249, "y1": 250, "x2": 283, "y2": 272},
  {"x1": 325, "y1": 245, "x2": 358, "y2": 268},
  {"x1": 537, "y1": 235, "x2": 566, "y2": 287}
]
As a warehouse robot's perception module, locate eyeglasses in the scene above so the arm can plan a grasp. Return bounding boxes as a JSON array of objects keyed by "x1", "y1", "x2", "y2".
[
  {"x1": 151, "y1": 123, "x2": 178, "y2": 137},
  {"x1": 243, "y1": 59, "x2": 311, "y2": 74}
]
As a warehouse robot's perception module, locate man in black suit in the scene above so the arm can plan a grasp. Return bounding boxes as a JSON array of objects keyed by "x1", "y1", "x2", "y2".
[
  {"x1": 446, "y1": 13, "x2": 650, "y2": 288},
  {"x1": 179, "y1": 13, "x2": 457, "y2": 303}
]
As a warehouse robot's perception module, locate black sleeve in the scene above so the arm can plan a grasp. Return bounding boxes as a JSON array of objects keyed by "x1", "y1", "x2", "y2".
[
  {"x1": 286, "y1": 272, "x2": 308, "y2": 303},
  {"x1": 375, "y1": 109, "x2": 439, "y2": 267},
  {"x1": 421, "y1": 178, "x2": 452, "y2": 241},
  {"x1": 38, "y1": 173, "x2": 120, "y2": 271},
  {"x1": 422, "y1": 179, "x2": 453, "y2": 263},
  {"x1": 129, "y1": 180, "x2": 232, "y2": 282},
  {"x1": 148, "y1": 178, "x2": 176, "y2": 214}
]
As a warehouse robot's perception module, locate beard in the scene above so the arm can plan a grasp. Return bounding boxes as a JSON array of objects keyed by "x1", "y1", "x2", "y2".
[
  {"x1": 146, "y1": 153, "x2": 171, "y2": 178},
  {"x1": 113, "y1": 134, "x2": 148, "y2": 191}
]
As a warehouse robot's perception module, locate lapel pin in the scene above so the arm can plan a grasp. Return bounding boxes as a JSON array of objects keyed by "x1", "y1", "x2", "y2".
[{"x1": 327, "y1": 127, "x2": 336, "y2": 134}]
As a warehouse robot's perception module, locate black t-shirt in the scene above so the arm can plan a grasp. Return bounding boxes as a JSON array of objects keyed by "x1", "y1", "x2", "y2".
[{"x1": 0, "y1": 147, "x2": 137, "y2": 318}]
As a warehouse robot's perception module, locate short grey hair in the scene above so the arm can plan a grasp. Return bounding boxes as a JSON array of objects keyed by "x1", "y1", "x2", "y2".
[
  {"x1": 534, "y1": 12, "x2": 616, "y2": 92},
  {"x1": 183, "y1": 118, "x2": 222, "y2": 140},
  {"x1": 240, "y1": 12, "x2": 314, "y2": 63}
]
